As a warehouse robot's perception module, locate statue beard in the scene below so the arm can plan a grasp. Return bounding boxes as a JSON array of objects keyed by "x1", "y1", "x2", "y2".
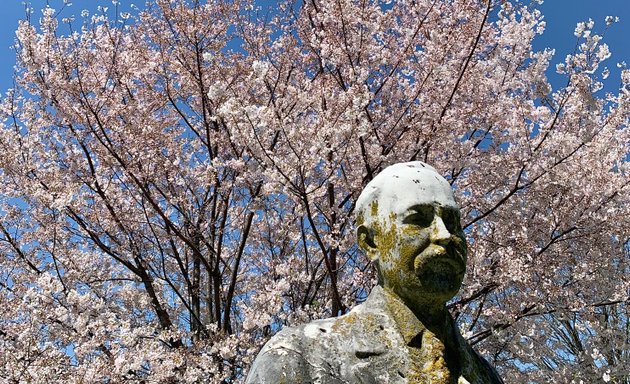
[{"x1": 414, "y1": 241, "x2": 466, "y2": 296}]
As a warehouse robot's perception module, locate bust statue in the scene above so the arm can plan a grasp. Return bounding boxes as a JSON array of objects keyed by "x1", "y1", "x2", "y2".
[{"x1": 245, "y1": 162, "x2": 504, "y2": 384}]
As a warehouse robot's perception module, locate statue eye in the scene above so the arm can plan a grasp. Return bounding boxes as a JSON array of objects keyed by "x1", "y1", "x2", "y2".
[
  {"x1": 402, "y1": 206, "x2": 434, "y2": 227},
  {"x1": 441, "y1": 209, "x2": 461, "y2": 233}
]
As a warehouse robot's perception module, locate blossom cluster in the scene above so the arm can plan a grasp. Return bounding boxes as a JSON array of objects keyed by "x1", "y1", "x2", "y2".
[{"x1": 0, "y1": 1, "x2": 628, "y2": 383}]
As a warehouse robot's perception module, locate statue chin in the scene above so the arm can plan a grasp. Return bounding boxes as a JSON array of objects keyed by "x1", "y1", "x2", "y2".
[
  {"x1": 415, "y1": 260, "x2": 463, "y2": 298},
  {"x1": 414, "y1": 249, "x2": 464, "y2": 299}
]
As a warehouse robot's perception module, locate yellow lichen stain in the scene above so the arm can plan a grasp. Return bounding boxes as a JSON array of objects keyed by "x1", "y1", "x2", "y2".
[
  {"x1": 382, "y1": 289, "x2": 421, "y2": 340},
  {"x1": 331, "y1": 311, "x2": 395, "y2": 353},
  {"x1": 364, "y1": 312, "x2": 394, "y2": 348},
  {"x1": 332, "y1": 313, "x2": 357, "y2": 337},
  {"x1": 369, "y1": 217, "x2": 423, "y2": 301},
  {"x1": 356, "y1": 211, "x2": 365, "y2": 226},
  {"x1": 370, "y1": 200, "x2": 379, "y2": 217},
  {"x1": 379, "y1": 289, "x2": 450, "y2": 383},
  {"x1": 407, "y1": 330, "x2": 452, "y2": 384}
]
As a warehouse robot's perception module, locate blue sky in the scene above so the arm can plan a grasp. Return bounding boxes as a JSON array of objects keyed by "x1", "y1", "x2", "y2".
[{"x1": 0, "y1": 0, "x2": 628, "y2": 94}]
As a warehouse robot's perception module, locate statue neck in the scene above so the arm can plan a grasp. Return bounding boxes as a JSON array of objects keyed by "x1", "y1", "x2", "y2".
[
  {"x1": 379, "y1": 286, "x2": 462, "y2": 382},
  {"x1": 381, "y1": 286, "x2": 452, "y2": 341}
]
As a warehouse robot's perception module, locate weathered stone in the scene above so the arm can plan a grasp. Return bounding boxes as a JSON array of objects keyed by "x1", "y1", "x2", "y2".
[{"x1": 246, "y1": 162, "x2": 504, "y2": 383}]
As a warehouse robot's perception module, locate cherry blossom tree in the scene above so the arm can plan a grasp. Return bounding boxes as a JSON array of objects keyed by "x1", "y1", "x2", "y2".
[{"x1": 0, "y1": 0, "x2": 628, "y2": 382}]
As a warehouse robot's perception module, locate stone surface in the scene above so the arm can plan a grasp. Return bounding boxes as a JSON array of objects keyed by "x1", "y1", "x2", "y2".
[
  {"x1": 355, "y1": 162, "x2": 456, "y2": 228},
  {"x1": 246, "y1": 286, "x2": 502, "y2": 383},
  {"x1": 246, "y1": 162, "x2": 504, "y2": 383}
]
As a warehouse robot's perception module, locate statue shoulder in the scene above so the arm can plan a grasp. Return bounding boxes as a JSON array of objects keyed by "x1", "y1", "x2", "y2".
[
  {"x1": 244, "y1": 317, "x2": 342, "y2": 384},
  {"x1": 245, "y1": 302, "x2": 396, "y2": 384}
]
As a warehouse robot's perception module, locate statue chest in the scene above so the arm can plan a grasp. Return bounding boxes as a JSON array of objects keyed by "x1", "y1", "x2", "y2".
[{"x1": 333, "y1": 318, "x2": 477, "y2": 384}]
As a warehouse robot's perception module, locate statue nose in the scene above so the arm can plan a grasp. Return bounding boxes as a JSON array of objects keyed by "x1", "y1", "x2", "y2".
[{"x1": 430, "y1": 216, "x2": 451, "y2": 244}]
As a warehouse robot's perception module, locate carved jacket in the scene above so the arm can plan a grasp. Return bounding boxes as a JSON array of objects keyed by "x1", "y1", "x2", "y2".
[{"x1": 245, "y1": 286, "x2": 504, "y2": 384}]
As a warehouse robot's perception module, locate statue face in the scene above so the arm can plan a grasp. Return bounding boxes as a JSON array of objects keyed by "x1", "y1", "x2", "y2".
[{"x1": 357, "y1": 164, "x2": 467, "y2": 305}]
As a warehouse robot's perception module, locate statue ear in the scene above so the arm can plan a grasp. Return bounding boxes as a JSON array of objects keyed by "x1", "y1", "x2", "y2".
[{"x1": 357, "y1": 224, "x2": 378, "y2": 259}]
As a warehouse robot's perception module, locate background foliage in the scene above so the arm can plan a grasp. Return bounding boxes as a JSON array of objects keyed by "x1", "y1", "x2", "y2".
[{"x1": 0, "y1": 0, "x2": 628, "y2": 382}]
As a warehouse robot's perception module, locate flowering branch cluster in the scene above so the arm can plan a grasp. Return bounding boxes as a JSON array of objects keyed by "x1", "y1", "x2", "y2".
[{"x1": 0, "y1": 0, "x2": 628, "y2": 382}]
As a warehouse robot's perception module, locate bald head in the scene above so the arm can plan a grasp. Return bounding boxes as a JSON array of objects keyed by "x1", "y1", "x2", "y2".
[{"x1": 356, "y1": 162, "x2": 457, "y2": 227}]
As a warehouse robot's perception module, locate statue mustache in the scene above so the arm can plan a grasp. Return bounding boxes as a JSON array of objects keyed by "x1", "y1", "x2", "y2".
[{"x1": 415, "y1": 239, "x2": 466, "y2": 273}]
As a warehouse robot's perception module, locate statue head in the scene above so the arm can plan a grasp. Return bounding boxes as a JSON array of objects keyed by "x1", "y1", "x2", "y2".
[{"x1": 356, "y1": 162, "x2": 467, "y2": 307}]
